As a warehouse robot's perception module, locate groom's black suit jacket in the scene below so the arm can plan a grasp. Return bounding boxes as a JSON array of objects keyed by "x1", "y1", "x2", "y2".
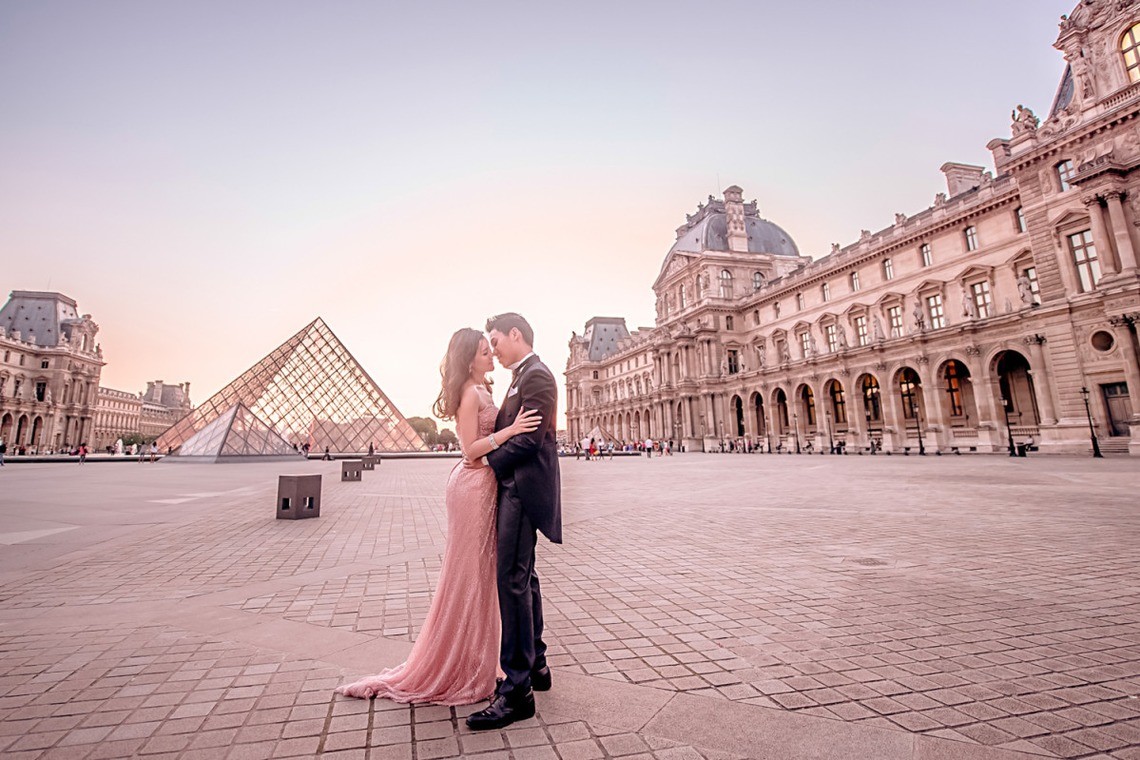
[{"x1": 487, "y1": 354, "x2": 562, "y2": 544}]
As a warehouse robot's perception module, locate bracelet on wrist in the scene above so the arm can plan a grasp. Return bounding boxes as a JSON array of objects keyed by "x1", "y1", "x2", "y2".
[{"x1": 488, "y1": 433, "x2": 500, "y2": 450}]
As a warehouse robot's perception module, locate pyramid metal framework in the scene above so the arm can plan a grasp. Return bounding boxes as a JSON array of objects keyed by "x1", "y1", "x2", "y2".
[
  {"x1": 170, "y1": 403, "x2": 301, "y2": 462},
  {"x1": 156, "y1": 318, "x2": 426, "y2": 453}
]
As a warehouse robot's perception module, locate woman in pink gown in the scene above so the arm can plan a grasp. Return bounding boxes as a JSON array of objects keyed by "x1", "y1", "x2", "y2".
[{"x1": 336, "y1": 328, "x2": 541, "y2": 706}]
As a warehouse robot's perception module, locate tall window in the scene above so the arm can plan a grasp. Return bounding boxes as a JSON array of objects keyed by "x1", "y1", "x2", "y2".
[
  {"x1": 830, "y1": 383, "x2": 847, "y2": 424},
  {"x1": 888, "y1": 305, "x2": 904, "y2": 337},
  {"x1": 899, "y1": 368, "x2": 920, "y2": 420},
  {"x1": 970, "y1": 281, "x2": 993, "y2": 318},
  {"x1": 964, "y1": 226, "x2": 979, "y2": 252},
  {"x1": 850, "y1": 271, "x2": 860, "y2": 291},
  {"x1": 944, "y1": 361, "x2": 965, "y2": 417},
  {"x1": 719, "y1": 269, "x2": 733, "y2": 298},
  {"x1": 679, "y1": 284, "x2": 687, "y2": 309},
  {"x1": 727, "y1": 349, "x2": 739, "y2": 374},
  {"x1": 796, "y1": 293, "x2": 805, "y2": 311},
  {"x1": 821, "y1": 282, "x2": 831, "y2": 302},
  {"x1": 825, "y1": 324, "x2": 838, "y2": 353},
  {"x1": 1069, "y1": 230, "x2": 1102, "y2": 292},
  {"x1": 725, "y1": 316, "x2": 734, "y2": 331},
  {"x1": 752, "y1": 271, "x2": 764, "y2": 291},
  {"x1": 883, "y1": 258, "x2": 894, "y2": 280},
  {"x1": 753, "y1": 309, "x2": 761, "y2": 326},
  {"x1": 799, "y1": 331, "x2": 811, "y2": 358},
  {"x1": 926, "y1": 294, "x2": 946, "y2": 329},
  {"x1": 1015, "y1": 206, "x2": 1027, "y2": 233},
  {"x1": 920, "y1": 243, "x2": 932, "y2": 267},
  {"x1": 773, "y1": 302, "x2": 781, "y2": 318},
  {"x1": 1125, "y1": 23, "x2": 1140, "y2": 83},
  {"x1": 1021, "y1": 266, "x2": 1041, "y2": 305},
  {"x1": 862, "y1": 376, "x2": 882, "y2": 422},
  {"x1": 35, "y1": 381, "x2": 46, "y2": 402},
  {"x1": 1057, "y1": 160, "x2": 1076, "y2": 192},
  {"x1": 802, "y1": 388, "x2": 817, "y2": 426},
  {"x1": 854, "y1": 315, "x2": 869, "y2": 346}
]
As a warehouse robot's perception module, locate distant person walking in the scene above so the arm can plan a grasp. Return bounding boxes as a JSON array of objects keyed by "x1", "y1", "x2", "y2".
[
  {"x1": 323, "y1": 446, "x2": 332, "y2": 461},
  {"x1": 0, "y1": 439, "x2": 6, "y2": 466},
  {"x1": 644, "y1": 437, "x2": 653, "y2": 459},
  {"x1": 148, "y1": 442, "x2": 158, "y2": 462},
  {"x1": 78, "y1": 443, "x2": 88, "y2": 464}
]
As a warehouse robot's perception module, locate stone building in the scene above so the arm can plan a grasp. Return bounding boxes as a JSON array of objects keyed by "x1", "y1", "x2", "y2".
[
  {"x1": 0, "y1": 291, "x2": 104, "y2": 452},
  {"x1": 92, "y1": 381, "x2": 192, "y2": 450},
  {"x1": 566, "y1": 0, "x2": 1140, "y2": 457}
]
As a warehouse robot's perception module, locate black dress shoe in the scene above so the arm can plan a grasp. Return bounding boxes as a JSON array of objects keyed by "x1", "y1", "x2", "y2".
[
  {"x1": 465, "y1": 690, "x2": 535, "y2": 731},
  {"x1": 531, "y1": 665, "x2": 551, "y2": 692}
]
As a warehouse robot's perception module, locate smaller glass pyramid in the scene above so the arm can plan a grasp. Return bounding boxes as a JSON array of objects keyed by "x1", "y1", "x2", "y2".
[{"x1": 168, "y1": 403, "x2": 303, "y2": 462}]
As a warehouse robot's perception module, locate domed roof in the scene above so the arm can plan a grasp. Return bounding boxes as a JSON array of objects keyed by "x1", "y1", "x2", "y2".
[{"x1": 668, "y1": 192, "x2": 799, "y2": 258}]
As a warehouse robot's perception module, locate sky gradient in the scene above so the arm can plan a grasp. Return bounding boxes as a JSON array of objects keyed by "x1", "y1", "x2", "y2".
[{"x1": 1, "y1": 1, "x2": 1077, "y2": 431}]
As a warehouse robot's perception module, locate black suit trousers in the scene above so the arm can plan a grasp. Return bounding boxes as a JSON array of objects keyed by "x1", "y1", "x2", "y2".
[{"x1": 496, "y1": 479, "x2": 547, "y2": 695}]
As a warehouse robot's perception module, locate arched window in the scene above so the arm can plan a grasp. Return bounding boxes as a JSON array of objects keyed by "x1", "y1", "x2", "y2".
[
  {"x1": 944, "y1": 361, "x2": 965, "y2": 417},
  {"x1": 863, "y1": 378, "x2": 881, "y2": 422},
  {"x1": 752, "y1": 272, "x2": 764, "y2": 290},
  {"x1": 830, "y1": 382, "x2": 847, "y2": 424},
  {"x1": 1123, "y1": 22, "x2": 1140, "y2": 83},
  {"x1": 719, "y1": 269, "x2": 733, "y2": 298},
  {"x1": 679, "y1": 284, "x2": 687, "y2": 309},
  {"x1": 899, "y1": 368, "x2": 921, "y2": 419}
]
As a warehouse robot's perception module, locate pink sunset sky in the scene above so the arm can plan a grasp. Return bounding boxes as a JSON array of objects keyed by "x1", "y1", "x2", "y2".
[{"x1": 0, "y1": 1, "x2": 1076, "y2": 431}]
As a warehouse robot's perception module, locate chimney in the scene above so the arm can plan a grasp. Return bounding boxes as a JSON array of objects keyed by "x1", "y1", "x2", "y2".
[
  {"x1": 940, "y1": 163, "x2": 986, "y2": 197},
  {"x1": 723, "y1": 185, "x2": 748, "y2": 253}
]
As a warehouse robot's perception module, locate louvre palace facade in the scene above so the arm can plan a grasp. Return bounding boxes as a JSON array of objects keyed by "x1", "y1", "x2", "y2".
[{"x1": 565, "y1": 0, "x2": 1140, "y2": 456}]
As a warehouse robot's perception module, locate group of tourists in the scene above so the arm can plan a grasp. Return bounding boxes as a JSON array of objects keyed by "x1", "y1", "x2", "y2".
[{"x1": 573, "y1": 437, "x2": 675, "y2": 459}]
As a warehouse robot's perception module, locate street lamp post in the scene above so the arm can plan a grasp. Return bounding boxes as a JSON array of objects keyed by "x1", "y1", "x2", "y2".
[
  {"x1": 999, "y1": 396, "x2": 1017, "y2": 457},
  {"x1": 825, "y1": 409, "x2": 834, "y2": 454},
  {"x1": 906, "y1": 395, "x2": 926, "y2": 455},
  {"x1": 793, "y1": 411, "x2": 801, "y2": 454},
  {"x1": 1080, "y1": 386, "x2": 1104, "y2": 458}
]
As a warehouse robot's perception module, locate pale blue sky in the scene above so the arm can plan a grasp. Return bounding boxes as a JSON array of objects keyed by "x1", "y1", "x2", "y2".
[{"x1": 0, "y1": 1, "x2": 1076, "y2": 428}]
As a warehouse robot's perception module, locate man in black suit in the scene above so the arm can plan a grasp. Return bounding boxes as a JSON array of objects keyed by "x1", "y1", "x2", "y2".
[{"x1": 466, "y1": 312, "x2": 562, "y2": 731}]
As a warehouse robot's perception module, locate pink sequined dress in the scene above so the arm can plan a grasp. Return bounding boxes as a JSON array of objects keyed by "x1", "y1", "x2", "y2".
[{"x1": 336, "y1": 402, "x2": 500, "y2": 705}]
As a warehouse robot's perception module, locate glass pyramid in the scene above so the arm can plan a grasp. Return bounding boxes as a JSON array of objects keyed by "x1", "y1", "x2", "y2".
[
  {"x1": 156, "y1": 318, "x2": 426, "y2": 453},
  {"x1": 170, "y1": 403, "x2": 302, "y2": 461}
]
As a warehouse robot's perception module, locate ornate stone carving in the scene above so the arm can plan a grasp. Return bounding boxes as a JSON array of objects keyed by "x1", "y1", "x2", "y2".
[
  {"x1": 965, "y1": 345, "x2": 981, "y2": 356},
  {"x1": 1011, "y1": 104, "x2": 1040, "y2": 136}
]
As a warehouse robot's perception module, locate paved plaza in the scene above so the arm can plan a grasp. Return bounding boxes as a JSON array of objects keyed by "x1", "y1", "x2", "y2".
[{"x1": 0, "y1": 453, "x2": 1138, "y2": 760}]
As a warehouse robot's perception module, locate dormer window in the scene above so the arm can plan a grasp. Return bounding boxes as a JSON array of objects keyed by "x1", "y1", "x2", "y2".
[
  {"x1": 1057, "y1": 160, "x2": 1076, "y2": 192},
  {"x1": 719, "y1": 269, "x2": 733, "y2": 298},
  {"x1": 1123, "y1": 22, "x2": 1140, "y2": 83}
]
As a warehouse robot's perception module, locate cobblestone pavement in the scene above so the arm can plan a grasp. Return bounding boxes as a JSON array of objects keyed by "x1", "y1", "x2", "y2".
[{"x1": 0, "y1": 454, "x2": 1137, "y2": 759}]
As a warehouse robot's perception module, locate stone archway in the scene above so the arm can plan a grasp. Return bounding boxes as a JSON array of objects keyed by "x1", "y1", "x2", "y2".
[
  {"x1": 731, "y1": 395, "x2": 745, "y2": 437},
  {"x1": 993, "y1": 350, "x2": 1040, "y2": 427}
]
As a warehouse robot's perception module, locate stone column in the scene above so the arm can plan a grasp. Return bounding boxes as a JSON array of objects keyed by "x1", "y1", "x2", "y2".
[
  {"x1": 919, "y1": 362, "x2": 948, "y2": 453},
  {"x1": 1023, "y1": 336, "x2": 1058, "y2": 425},
  {"x1": 1110, "y1": 319, "x2": 1140, "y2": 413},
  {"x1": 1083, "y1": 194, "x2": 1120, "y2": 275},
  {"x1": 1105, "y1": 192, "x2": 1139, "y2": 272}
]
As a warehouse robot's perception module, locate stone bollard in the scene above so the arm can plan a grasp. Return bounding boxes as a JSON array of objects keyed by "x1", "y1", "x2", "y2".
[
  {"x1": 278, "y1": 474, "x2": 321, "y2": 519},
  {"x1": 362, "y1": 455, "x2": 377, "y2": 471},
  {"x1": 342, "y1": 460, "x2": 363, "y2": 482}
]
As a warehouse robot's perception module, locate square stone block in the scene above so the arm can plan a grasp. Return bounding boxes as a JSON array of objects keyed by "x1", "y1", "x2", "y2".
[
  {"x1": 277, "y1": 474, "x2": 321, "y2": 519},
  {"x1": 341, "y1": 460, "x2": 363, "y2": 482},
  {"x1": 362, "y1": 455, "x2": 378, "y2": 471}
]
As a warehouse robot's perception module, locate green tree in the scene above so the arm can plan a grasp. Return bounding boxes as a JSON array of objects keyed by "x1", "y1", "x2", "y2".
[
  {"x1": 438, "y1": 428, "x2": 458, "y2": 448},
  {"x1": 406, "y1": 416, "x2": 439, "y2": 446}
]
